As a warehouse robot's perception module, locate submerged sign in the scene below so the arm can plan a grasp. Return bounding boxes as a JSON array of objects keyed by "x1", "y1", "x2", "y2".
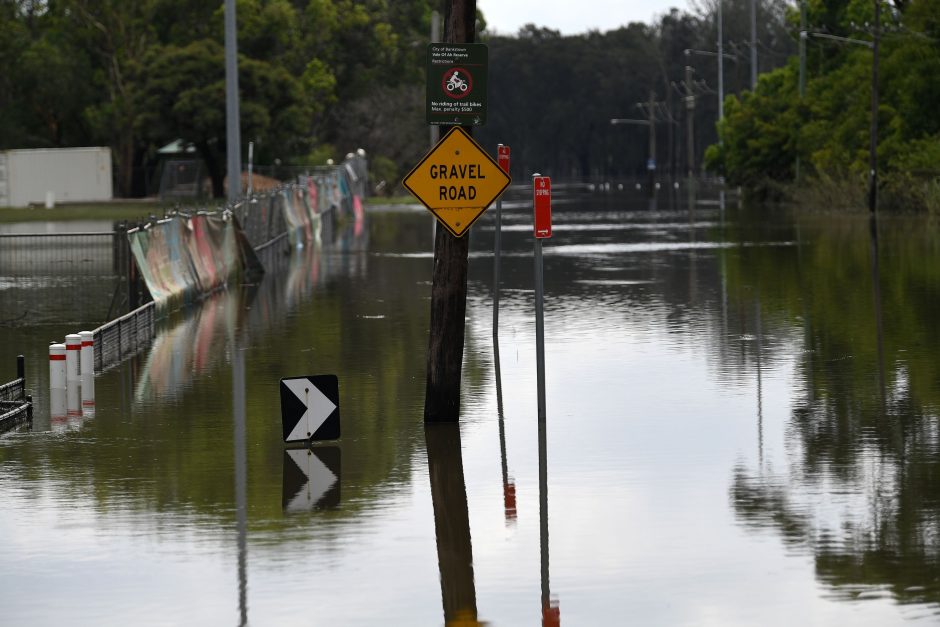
[
  {"x1": 279, "y1": 375, "x2": 340, "y2": 442},
  {"x1": 403, "y1": 127, "x2": 511, "y2": 237},
  {"x1": 427, "y1": 43, "x2": 488, "y2": 126}
]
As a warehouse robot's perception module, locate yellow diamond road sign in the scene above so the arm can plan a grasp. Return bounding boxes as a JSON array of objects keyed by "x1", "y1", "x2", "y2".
[{"x1": 403, "y1": 127, "x2": 511, "y2": 238}]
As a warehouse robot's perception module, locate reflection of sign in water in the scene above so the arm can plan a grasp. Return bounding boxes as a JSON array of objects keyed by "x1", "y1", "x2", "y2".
[
  {"x1": 282, "y1": 447, "x2": 340, "y2": 511},
  {"x1": 427, "y1": 43, "x2": 488, "y2": 126},
  {"x1": 280, "y1": 375, "x2": 340, "y2": 442}
]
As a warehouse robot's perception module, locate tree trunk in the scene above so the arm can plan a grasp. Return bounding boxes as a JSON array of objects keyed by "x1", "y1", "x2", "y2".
[{"x1": 199, "y1": 142, "x2": 225, "y2": 198}]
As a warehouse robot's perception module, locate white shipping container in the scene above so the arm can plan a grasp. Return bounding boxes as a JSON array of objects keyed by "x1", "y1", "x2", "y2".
[{"x1": 0, "y1": 147, "x2": 113, "y2": 207}]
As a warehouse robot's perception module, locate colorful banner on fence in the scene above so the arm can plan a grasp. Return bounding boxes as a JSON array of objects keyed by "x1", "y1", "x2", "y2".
[{"x1": 129, "y1": 213, "x2": 260, "y2": 311}]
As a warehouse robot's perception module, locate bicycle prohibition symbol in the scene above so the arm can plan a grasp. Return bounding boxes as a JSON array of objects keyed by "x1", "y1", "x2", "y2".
[{"x1": 442, "y1": 67, "x2": 473, "y2": 99}]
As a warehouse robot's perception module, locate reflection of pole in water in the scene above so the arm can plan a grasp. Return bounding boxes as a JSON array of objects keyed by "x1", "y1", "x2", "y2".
[
  {"x1": 868, "y1": 213, "x2": 887, "y2": 407},
  {"x1": 232, "y1": 339, "x2": 249, "y2": 626},
  {"x1": 425, "y1": 424, "x2": 479, "y2": 624},
  {"x1": 539, "y1": 420, "x2": 560, "y2": 626},
  {"x1": 494, "y1": 337, "x2": 516, "y2": 523},
  {"x1": 756, "y1": 296, "x2": 763, "y2": 467}
]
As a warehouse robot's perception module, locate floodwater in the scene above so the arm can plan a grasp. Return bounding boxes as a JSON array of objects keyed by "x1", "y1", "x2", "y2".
[{"x1": 2, "y1": 189, "x2": 940, "y2": 625}]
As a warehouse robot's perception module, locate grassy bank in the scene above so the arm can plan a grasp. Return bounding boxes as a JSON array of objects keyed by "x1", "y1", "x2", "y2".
[{"x1": 0, "y1": 201, "x2": 185, "y2": 224}]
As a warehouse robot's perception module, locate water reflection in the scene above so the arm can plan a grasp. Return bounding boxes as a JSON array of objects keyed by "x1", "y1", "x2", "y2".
[
  {"x1": 81, "y1": 372, "x2": 95, "y2": 417},
  {"x1": 233, "y1": 338, "x2": 248, "y2": 627},
  {"x1": 425, "y1": 423, "x2": 481, "y2": 625},
  {"x1": 282, "y1": 447, "x2": 341, "y2": 511},
  {"x1": 729, "y1": 212, "x2": 940, "y2": 609},
  {"x1": 539, "y1": 420, "x2": 560, "y2": 626}
]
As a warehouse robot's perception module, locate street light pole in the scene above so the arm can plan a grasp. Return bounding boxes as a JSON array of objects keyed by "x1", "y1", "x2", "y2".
[
  {"x1": 224, "y1": 0, "x2": 241, "y2": 203},
  {"x1": 718, "y1": 0, "x2": 724, "y2": 125},
  {"x1": 750, "y1": 0, "x2": 758, "y2": 89}
]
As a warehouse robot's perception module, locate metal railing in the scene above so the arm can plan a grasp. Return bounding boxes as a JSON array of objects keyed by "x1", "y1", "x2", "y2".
[
  {"x1": 0, "y1": 356, "x2": 31, "y2": 431},
  {"x1": 0, "y1": 230, "x2": 127, "y2": 324},
  {"x1": 49, "y1": 155, "x2": 366, "y2": 374},
  {"x1": 92, "y1": 302, "x2": 156, "y2": 372}
]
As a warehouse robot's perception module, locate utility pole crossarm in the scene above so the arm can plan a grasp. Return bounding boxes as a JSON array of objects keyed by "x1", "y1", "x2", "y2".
[
  {"x1": 684, "y1": 48, "x2": 737, "y2": 61},
  {"x1": 804, "y1": 31, "x2": 874, "y2": 48}
]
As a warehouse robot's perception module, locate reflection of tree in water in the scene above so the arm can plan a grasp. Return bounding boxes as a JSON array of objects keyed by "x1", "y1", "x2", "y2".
[{"x1": 728, "y1": 215, "x2": 940, "y2": 609}]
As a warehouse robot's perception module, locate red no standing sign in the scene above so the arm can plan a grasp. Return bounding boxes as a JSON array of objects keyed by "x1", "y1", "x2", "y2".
[{"x1": 533, "y1": 176, "x2": 552, "y2": 239}]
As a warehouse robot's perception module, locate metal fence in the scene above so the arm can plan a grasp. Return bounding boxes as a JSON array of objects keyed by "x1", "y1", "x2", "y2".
[
  {"x1": 92, "y1": 302, "x2": 155, "y2": 372},
  {"x1": 0, "y1": 230, "x2": 127, "y2": 324},
  {"x1": 37, "y1": 154, "x2": 366, "y2": 374},
  {"x1": 0, "y1": 356, "x2": 31, "y2": 432}
]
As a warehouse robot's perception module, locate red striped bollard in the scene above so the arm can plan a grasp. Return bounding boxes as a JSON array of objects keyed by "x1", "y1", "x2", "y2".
[
  {"x1": 50, "y1": 343, "x2": 67, "y2": 424},
  {"x1": 49, "y1": 344, "x2": 66, "y2": 390},
  {"x1": 80, "y1": 331, "x2": 95, "y2": 414},
  {"x1": 79, "y1": 331, "x2": 94, "y2": 377},
  {"x1": 65, "y1": 334, "x2": 81, "y2": 383}
]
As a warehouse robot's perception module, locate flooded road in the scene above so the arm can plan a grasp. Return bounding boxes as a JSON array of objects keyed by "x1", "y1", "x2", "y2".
[{"x1": 1, "y1": 191, "x2": 940, "y2": 625}]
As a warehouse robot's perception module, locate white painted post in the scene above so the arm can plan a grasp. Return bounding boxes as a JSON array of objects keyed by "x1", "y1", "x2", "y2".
[
  {"x1": 50, "y1": 389, "x2": 67, "y2": 425},
  {"x1": 49, "y1": 343, "x2": 66, "y2": 390},
  {"x1": 79, "y1": 331, "x2": 94, "y2": 377},
  {"x1": 50, "y1": 342, "x2": 67, "y2": 425},
  {"x1": 65, "y1": 334, "x2": 81, "y2": 382},
  {"x1": 81, "y1": 373, "x2": 95, "y2": 414},
  {"x1": 67, "y1": 384, "x2": 81, "y2": 418}
]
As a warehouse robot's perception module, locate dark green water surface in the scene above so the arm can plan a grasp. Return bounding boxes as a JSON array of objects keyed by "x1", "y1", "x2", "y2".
[{"x1": 1, "y1": 192, "x2": 939, "y2": 625}]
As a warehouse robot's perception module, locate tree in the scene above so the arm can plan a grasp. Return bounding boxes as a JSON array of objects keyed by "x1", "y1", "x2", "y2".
[{"x1": 137, "y1": 39, "x2": 311, "y2": 197}]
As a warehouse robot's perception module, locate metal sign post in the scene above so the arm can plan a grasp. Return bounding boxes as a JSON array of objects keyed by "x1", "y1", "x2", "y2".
[
  {"x1": 532, "y1": 175, "x2": 552, "y2": 421},
  {"x1": 494, "y1": 144, "x2": 510, "y2": 342}
]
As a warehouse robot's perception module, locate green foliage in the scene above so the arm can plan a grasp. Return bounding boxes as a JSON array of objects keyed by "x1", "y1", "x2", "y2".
[
  {"x1": 712, "y1": 0, "x2": 940, "y2": 208},
  {"x1": 2, "y1": 0, "x2": 800, "y2": 195},
  {"x1": 0, "y1": 0, "x2": 437, "y2": 197},
  {"x1": 303, "y1": 143, "x2": 338, "y2": 166},
  {"x1": 368, "y1": 155, "x2": 399, "y2": 196}
]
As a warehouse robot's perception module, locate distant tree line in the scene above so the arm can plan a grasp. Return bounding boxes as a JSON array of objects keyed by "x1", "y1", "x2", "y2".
[
  {"x1": 0, "y1": 0, "x2": 797, "y2": 198},
  {"x1": 707, "y1": 0, "x2": 940, "y2": 210},
  {"x1": 479, "y1": 1, "x2": 796, "y2": 182}
]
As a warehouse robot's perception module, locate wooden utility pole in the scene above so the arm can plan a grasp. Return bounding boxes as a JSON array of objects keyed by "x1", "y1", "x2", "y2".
[
  {"x1": 647, "y1": 90, "x2": 657, "y2": 193},
  {"x1": 685, "y1": 52, "x2": 695, "y2": 179},
  {"x1": 425, "y1": 0, "x2": 476, "y2": 422}
]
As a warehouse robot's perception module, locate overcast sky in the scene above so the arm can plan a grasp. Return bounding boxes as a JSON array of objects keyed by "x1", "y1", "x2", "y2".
[{"x1": 478, "y1": 0, "x2": 694, "y2": 36}]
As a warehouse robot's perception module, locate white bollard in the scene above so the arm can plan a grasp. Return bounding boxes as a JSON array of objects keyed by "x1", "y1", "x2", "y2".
[
  {"x1": 49, "y1": 343, "x2": 66, "y2": 390},
  {"x1": 67, "y1": 384, "x2": 81, "y2": 418},
  {"x1": 50, "y1": 388, "x2": 67, "y2": 427},
  {"x1": 65, "y1": 334, "x2": 81, "y2": 383},
  {"x1": 79, "y1": 331, "x2": 94, "y2": 377},
  {"x1": 81, "y1": 372, "x2": 95, "y2": 415}
]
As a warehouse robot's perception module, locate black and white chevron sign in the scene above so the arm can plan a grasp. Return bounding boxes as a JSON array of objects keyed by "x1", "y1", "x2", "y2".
[{"x1": 279, "y1": 375, "x2": 340, "y2": 442}]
